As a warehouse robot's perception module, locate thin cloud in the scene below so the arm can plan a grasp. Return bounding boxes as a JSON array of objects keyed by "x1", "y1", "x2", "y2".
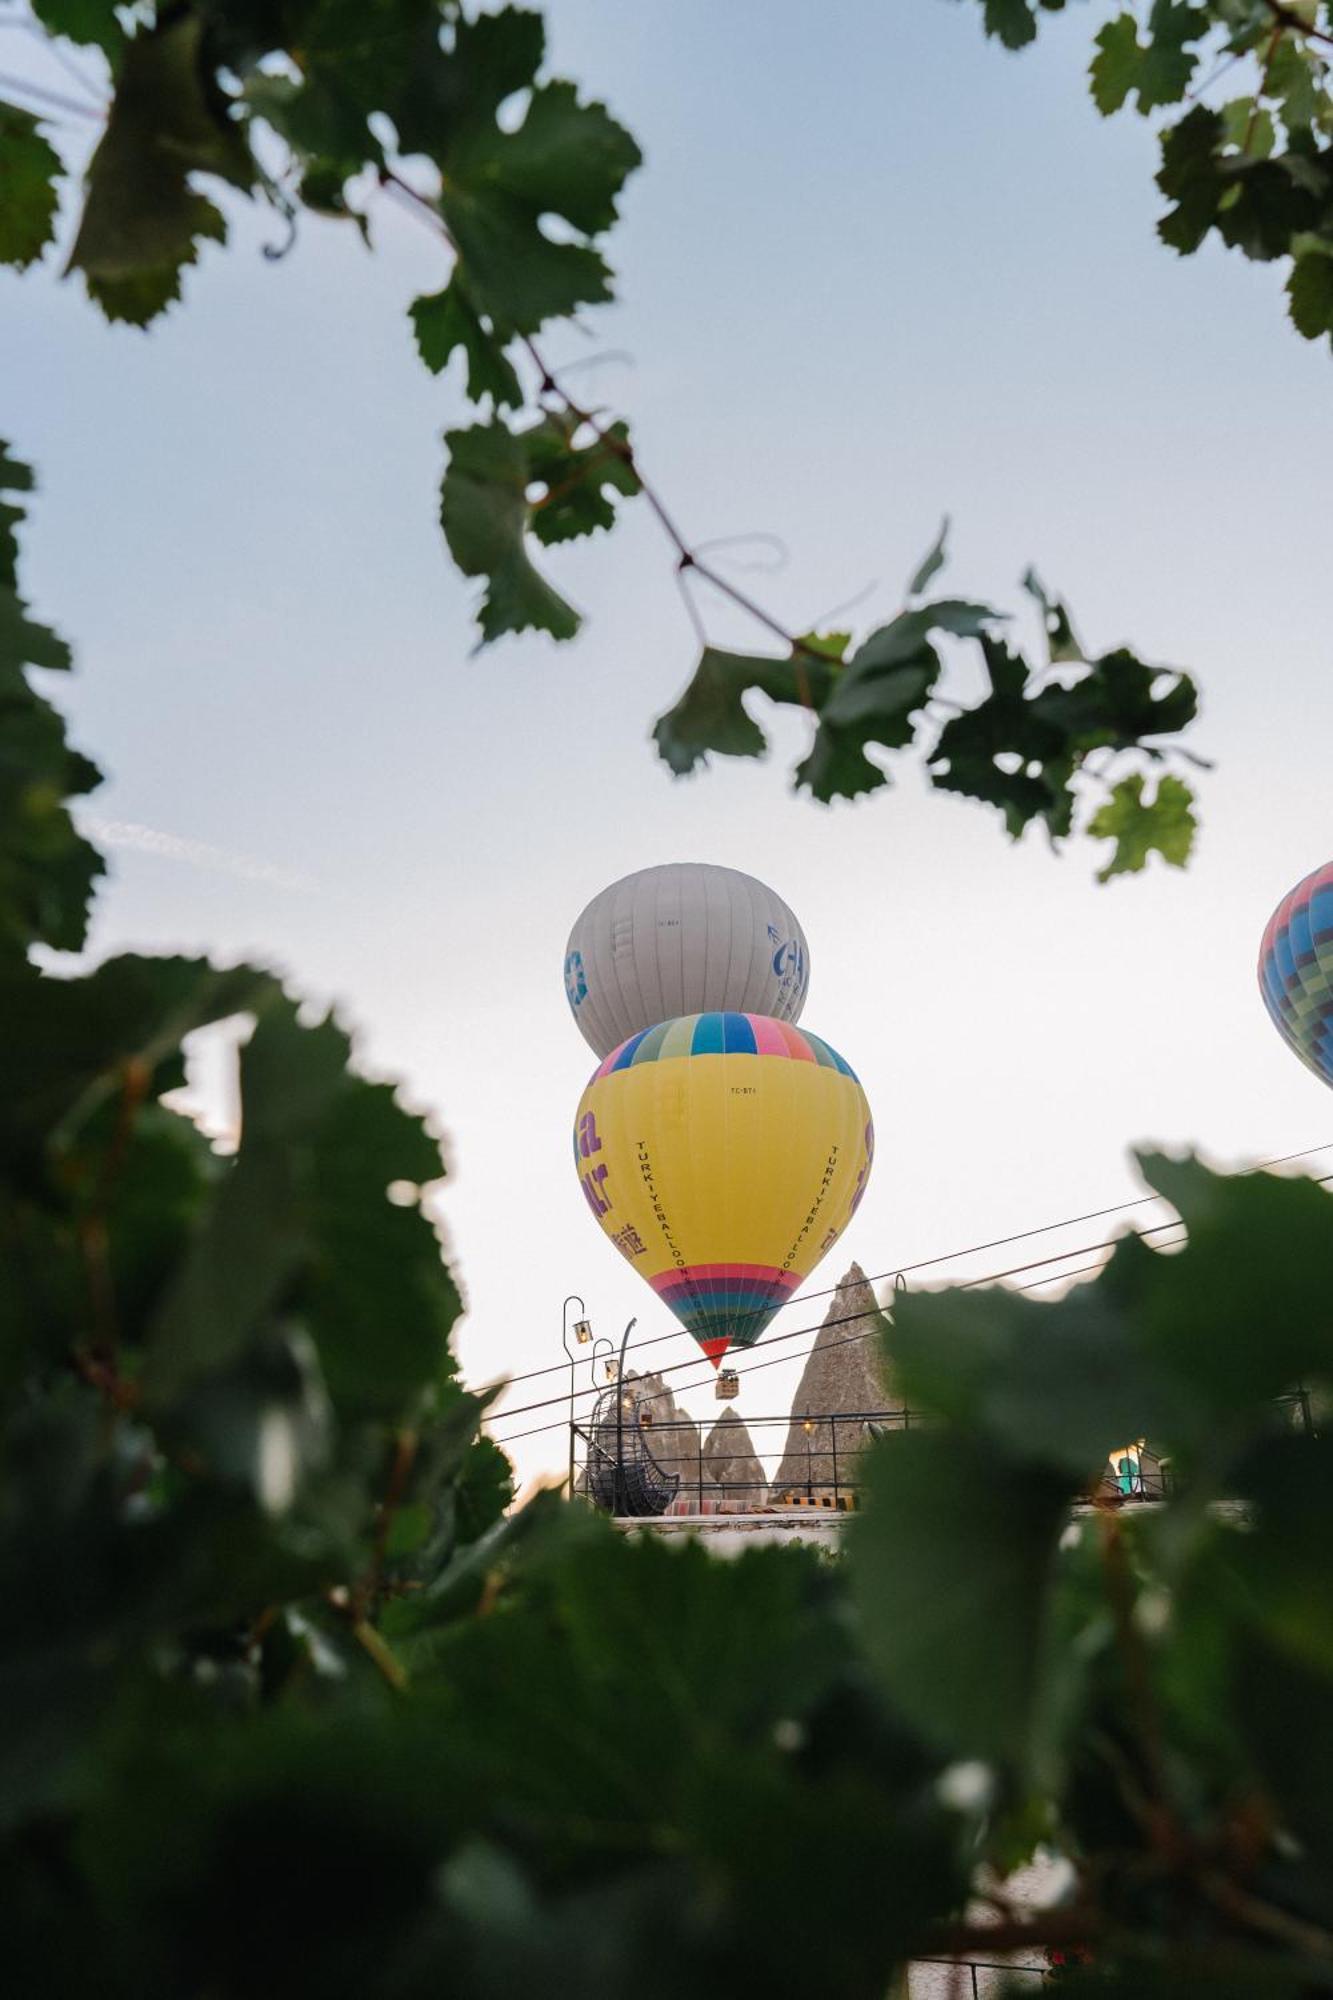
[{"x1": 80, "y1": 814, "x2": 317, "y2": 894}]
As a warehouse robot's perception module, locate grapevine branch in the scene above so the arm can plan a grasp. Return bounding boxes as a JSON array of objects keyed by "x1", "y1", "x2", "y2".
[
  {"x1": 378, "y1": 166, "x2": 825, "y2": 697},
  {"x1": 1261, "y1": 0, "x2": 1333, "y2": 52}
]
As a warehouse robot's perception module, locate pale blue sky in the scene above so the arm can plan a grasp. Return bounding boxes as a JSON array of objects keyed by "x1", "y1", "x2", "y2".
[{"x1": 7, "y1": 2, "x2": 1333, "y2": 1487}]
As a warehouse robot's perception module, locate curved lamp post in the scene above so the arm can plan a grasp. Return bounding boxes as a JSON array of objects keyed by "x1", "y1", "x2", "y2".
[{"x1": 561, "y1": 1294, "x2": 591, "y2": 1496}]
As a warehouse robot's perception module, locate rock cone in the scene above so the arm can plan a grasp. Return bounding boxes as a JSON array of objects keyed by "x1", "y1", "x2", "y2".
[
  {"x1": 769, "y1": 1263, "x2": 899, "y2": 1503},
  {"x1": 701, "y1": 1407, "x2": 768, "y2": 1509}
]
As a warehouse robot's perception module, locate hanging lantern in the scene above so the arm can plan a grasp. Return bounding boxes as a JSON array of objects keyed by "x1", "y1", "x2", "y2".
[{"x1": 573, "y1": 1317, "x2": 593, "y2": 1345}]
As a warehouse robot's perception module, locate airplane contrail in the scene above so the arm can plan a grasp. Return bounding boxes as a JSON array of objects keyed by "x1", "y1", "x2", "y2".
[{"x1": 78, "y1": 814, "x2": 317, "y2": 894}]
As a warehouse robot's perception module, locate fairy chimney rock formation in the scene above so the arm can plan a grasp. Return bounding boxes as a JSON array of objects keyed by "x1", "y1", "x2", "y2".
[
  {"x1": 769, "y1": 1263, "x2": 899, "y2": 1502},
  {"x1": 701, "y1": 1408, "x2": 768, "y2": 1509},
  {"x1": 577, "y1": 1366, "x2": 701, "y2": 1500},
  {"x1": 626, "y1": 1368, "x2": 702, "y2": 1486}
]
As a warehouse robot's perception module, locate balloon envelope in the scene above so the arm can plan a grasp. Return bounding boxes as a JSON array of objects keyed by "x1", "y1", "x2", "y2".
[
  {"x1": 564, "y1": 863, "x2": 809, "y2": 1058},
  {"x1": 573, "y1": 1011, "x2": 873, "y2": 1365},
  {"x1": 1259, "y1": 861, "x2": 1333, "y2": 1085}
]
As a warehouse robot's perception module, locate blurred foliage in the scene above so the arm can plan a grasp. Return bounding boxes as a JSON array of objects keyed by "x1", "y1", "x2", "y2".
[
  {"x1": 961, "y1": 0, "x2": 1333, "y2": 350},
  {"x1": 3, "y1": 5, "x2": 1330, "y2": 1988},
  {"x1": 0, "y1": 4, "x2": 1204, "y2": 868},
  {"x1": 0, "y1": 444, "x2": 1330, "y2": 1990}
]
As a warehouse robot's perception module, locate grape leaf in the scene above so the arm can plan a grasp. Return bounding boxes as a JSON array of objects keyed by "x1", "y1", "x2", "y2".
[
  {"x1": 440, "y1": 420, "x2": 575, "y2": 644},
  {"x1": 0, "y1": 105, "x2": 62, "y2": 271},
  {"x1": 0, "y1": 442, "x2": 102, "y2": 956},
  {"x1": 1158, "y1": 104, "x2": 1233, "y2": 253},
  {"x1": 1085, "y1": 771, "x2": 1197, "y2": 881},
  {"x1": 1090, "y1": 13, "x2": 1142, "y2": 114},
  {"x1": 524, "y1": 417, "x2": 640, "y2": 545},
  {"x1": 1158, "y1": 105, "x2": 1333, "y2": 264},
  {"x1": 1021, "y1": 566, "x2": 1084, "y2": 662},
  {"x1": 439, "y1": 415, "x2": 639, "y2": 644},
  {"x1": 791, "y1": 605, "x2": 976, "y2": 804},
  {"x1": 1220, "y1": 95, "x2": 1275, "y2": 160},
  {"x1": 1287, "y1": 243, "x2": 1333, "y2": 339},
  {"x1": 652, "y1": 645, "x2": 836, "y2": 776},
  {"x1": 66, "y1": 13, "x2": 254, "y2": 326},
  {"x1": 1090, "y1": 3, "x2": 1208, "y2": 117},
  {"x1": 977, "y1": 0, "x2": 1057, "y2": 51},
  {"x1": 409, "y1": 280, "x2": 523, "y2": 408},
  {"x1": 852, "y1": 1432, "x2": 1075, "y2": 1765},
  {"x1": 145, "y1": 996, "x2": 462, "y2": 1421},
  {"x1": 422, "y1": 11, "x2": 640, "y2": 339}
]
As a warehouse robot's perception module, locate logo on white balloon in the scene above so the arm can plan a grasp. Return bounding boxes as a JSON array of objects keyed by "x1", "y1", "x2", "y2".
[{"x1": 771, "y1": 936, "x2": 807, "y2": 993}]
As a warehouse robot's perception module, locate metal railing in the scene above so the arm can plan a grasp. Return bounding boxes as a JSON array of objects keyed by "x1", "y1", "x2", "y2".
[
  {"x1": 907, "y1": 1957, "x2": 1049, "y2": 1994},
  {"x1": 571, "y1": 1383, "x2": 1319, "y2": 1519}
]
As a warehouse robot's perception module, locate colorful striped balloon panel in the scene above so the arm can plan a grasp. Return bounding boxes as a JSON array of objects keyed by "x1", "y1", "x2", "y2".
[
  {"x1": 649, "y1": 1263, "x2": 804, "y2": 1358},
  {"x1": 1259, "y1": 862, "x2": 1333, "y2": 1084},
  {"x1": 593, "y1": 1010, "x2": 858, "y2": 1081}
]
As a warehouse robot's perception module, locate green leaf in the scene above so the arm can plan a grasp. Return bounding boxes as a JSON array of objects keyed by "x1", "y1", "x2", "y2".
[
  {"x1": 905, "y1": 516, "x2": 950, "y2": 598},
  {"x1": 82, "y1": 197, "x2": 227, "y2": 326},
  {"x1": 884, "y1": 1282, "x2": 1195, "y2": 1481},
  {"x1": 456, "y1": 77, "x2": 641, "y2": 236},
  {"x1": 1091, "y1": 3, "x2": 1208, "y2": 117},
  {"x1": 439, "y1": 183, "x2": 615, "y2": 334},
  {"x1": 1267, "y1": 35, "x2": 1327, "y2": 139},
  {"x1": 524, "y1": 417, "x2": 640, "y2": 545},
  {"x1": 1288, "y1": 245, "x2": 1333, "y2": 340},
  {"x1": 1086, "y1": 771, "x2": 1197, "y2": 881},
  {"x1": 0, "y1": 442, "x2": 102, "y2": 955},
  {"x1": 0, "y1": 104, "x2": 62, "y2": 270},
  {"x1": 1021, "y1": 567, "x2": 1084, "y2": 662},
  {"x1": 1090, "y1": 14, "x2": 1142, "y2": 116},
  {"x1": 851, "y1": 1431, "x2": 1074, "y2": 1764},
  {"x1": 0, "y1": 952, "x2": 270, "y2": 1168},
  {"x1": 144, "y1": 995, "x2": 463, "y2": 1423},
  {"x1": 929, "y1": 633, "x2": 1073, "y2": 839},
  {"x1": 66, "y1": 13, "x2": 254, "y2": 326},
  {"x1": 1157, "y1": 105, "x2": 1228, "y2": 253},
  {"x1": 979, "y1": 0, "x2": 1043, "y2": 51},
  {"x1": 439, "y1": 419, "x2": 580, "y2": 644},
  {"x1": 409, "y1": 280, "x2": 523, "y2": 407},
  {"x1": 421, "y1": 11, "x2": 640, "y2": 340},
  {"x1": 1220, "y1": 95, "x2": 1276, "y2": 160},
  {"x1": 651, "y1": 645, "x2": 835, "y2": 777},
  {"x1": 1108, "y1": 1151, "x2": 1333, "y2": 1423},
  {"x1": 30, "y1": 0, "x2": 123, "y2": 55}
]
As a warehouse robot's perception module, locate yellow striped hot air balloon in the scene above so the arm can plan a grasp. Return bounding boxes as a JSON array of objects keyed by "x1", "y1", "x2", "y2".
[{"x1": 573, "y1": 1010, "x2": 873, "y2": 1368}]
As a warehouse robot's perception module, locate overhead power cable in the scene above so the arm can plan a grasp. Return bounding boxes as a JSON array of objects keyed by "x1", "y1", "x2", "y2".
[
  {"x1": 487, "y1": 1212, "x2": 1201, "y2": 1441},
  {"x1": 486, "y1": 1150, "x2": 1333, "y2": 1445},
  {"x1": 479, "y1": 1138, "x2": 1333, "y2": 1403}
]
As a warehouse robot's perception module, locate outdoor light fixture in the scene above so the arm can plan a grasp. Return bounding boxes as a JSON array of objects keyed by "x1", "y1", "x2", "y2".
[
  {"x1": 573, "y1": 1318, "x2": 592, "y2": 1345},
  {"x1": 802, "y1": 1415, "x2": 814, "y2": 1436},
  {"x1": 716, "y1": 1368, "x2": 739, "y2": 1401},
  {"x1": 604, "y1": 1359, "x2": 619, "y2": 1382},
  {"x1": 638, "y1": 1406, "x2": 653, "y2": 1430}
]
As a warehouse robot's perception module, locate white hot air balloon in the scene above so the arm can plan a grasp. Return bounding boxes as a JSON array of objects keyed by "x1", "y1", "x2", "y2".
[{"x1": 563, "y1": 862, "x2": 810, "y2": 1058}]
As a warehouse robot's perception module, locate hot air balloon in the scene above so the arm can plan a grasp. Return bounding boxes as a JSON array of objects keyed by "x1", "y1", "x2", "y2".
[
  {"x1": 573, "y1": 1011, "x2": 873, "y2": 1368},
  {"x1": 564, "y1": 863, "x2": 809, "y2": 1059},
  {"x1": 1259, "y1": 862, "x2": 1333, "y2": 1085}
]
